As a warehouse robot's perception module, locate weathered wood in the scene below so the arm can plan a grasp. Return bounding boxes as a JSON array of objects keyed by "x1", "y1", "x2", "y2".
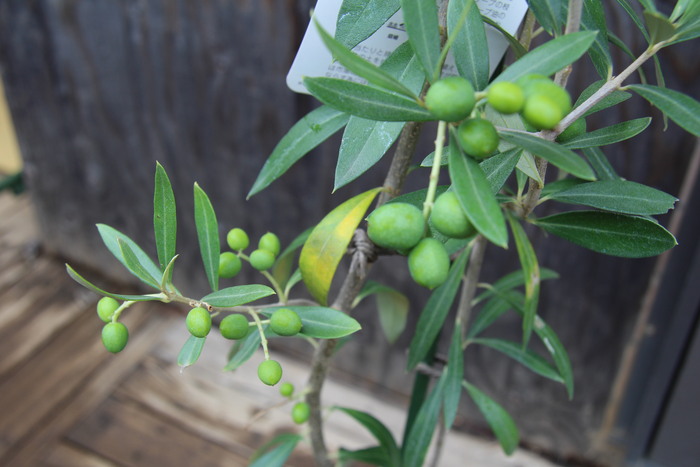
[{"x1": 1, "y1": 0, "x2": 699, "y2": 461}]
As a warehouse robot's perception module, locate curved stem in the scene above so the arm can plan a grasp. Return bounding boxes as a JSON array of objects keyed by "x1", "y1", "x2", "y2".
[{"x1": 423, "y1": 120, "x2": 448, "y2": 219}]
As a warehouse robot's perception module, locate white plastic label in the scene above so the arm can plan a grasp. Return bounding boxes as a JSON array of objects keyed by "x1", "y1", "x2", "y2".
[{"x1": 287, "y1": 0, "x2": 529, "y2": 94}]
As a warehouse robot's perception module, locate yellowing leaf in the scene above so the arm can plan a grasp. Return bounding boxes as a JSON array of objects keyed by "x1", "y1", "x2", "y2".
[{"x1": 300, "y1": 188, "x2": 382, "y2": 305}]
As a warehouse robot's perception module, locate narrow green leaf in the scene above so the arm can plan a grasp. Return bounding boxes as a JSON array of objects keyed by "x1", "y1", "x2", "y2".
[
  {"x1": 315, "y1": 18, "x2": 416, "y2": 98},
  {"x1": 272, "y1": 227, "x2": 312, "y2": 290},
  {"x1": 338, "y1": 447, "x2": 391, "y2": 466},
  {"x1": 493, "y1": 31, "x2": 597, "y2": 84},
  {"x1": 336, "y1": 118, "x2": 405, "y2": 190},
  {"x1": 480, "y1": 16, "x2": 528, "y2": 58},
  {"x1": 562, "y1": 117, "x2": 651, "y2": 149},
  {"x1": 628, "y1": 84, "x2": 700, "y2": 137},
  {"x1": 335, "y1": 0, "x2": 401, "y2": 50},
  {"x1": 463, "y1": 381, "x2": 519, "y2": 455},
  {"x1": 644, "y1": 10, "x2": 678, "y2": 44},
  {"x1": 117, "y1": 239, "x2": 161, "y2": 289},
  {"x1": 260, "y1": 306, "x2": 362, "y2": 339},
  {"x1": 402, "y1": 372, "x2": 447, "y2": 467},
  {"x1": 540, "y1": 178, "x2": 587, "y2": 198},
  {"x1": 160, "y1": 254, "x2": 178, "y2": 293},
  {"x1": 534, "y1": 211, "x2": 677, "y2": 258},
  {"x1": 581, "y1": 0, "x2": 613, "y2": 78},
  {"x1": 574, "y1": 80, "x2": 631, "y2": 117},
  {"x1": 304, "y1": 77, "x2": 433, "y2": 122},
  {"x1": 153, "y1": 162, "x2": 176, "y2": 271},
  {"x1": 499, "y1": 130, "x2": 596, "y2": 181},
  {"x1": 448, "y1": 0, "x2": 489, "y2": 90},
  {"x1": 527, "y1": 0, "x2": 565, "y2": 36},
  {"x1": 178, "y1": 335, "x2": 206, "y2": 368},
  {"x1": 448, "y1": 136, "x2": 508, "y2": 247},
  {"x1": 66, "y1": 264, "x2": 164, "y2": 302},
  {"x1": 334, "y1": 42, "x2": 424, "y2": 190},
  {"x1": 444, "y1": 326, "x2": 464, "y2": 430},
  {"x1": 550, "y1": 180, "x2": 677, "y2": 215},
  {"x1": 400, "y1": 0, "x2": 440, "y2": 81},
  {"x1": 223, "y1": 326, "x2": 261, "y2": 371},
  {"x1": 534, "y1": 315, "x2": 574, "y2": 398},
  {"x1": 472, "y1": 268, "x2": 559, "y2": 307},
  {"x1": 472, "y1": 289, "x2": 575, "y2": 398},
  {"x1": 507, "y1": 217, "x2": 540, "y2": 348},
  {"x1": 375, "y1": 288, "x2": 409, "y2": 343},
  {"x1": 249, "y1": 106, "x2": 349, "y2": 197},
  {"x1": 480, "y1": 148, "x2": 522, "y2": 194},
  {"x1": 300, "y1": 188, "x2": 381, "y2": 305},
  {"x1": 249, "y1": 433, "x2": 302, "y2": 467},
  {"x1": 614, "y1": 0, "x2": 651, "y2": 42},
  {"x1": 193, "y1": 183, "x2": 219, "y2": 292},
  {"x1": 516, "y1": 152, "x2": 544, "y2": 187},
  {"x1": 336, "y1": 407, "x2": 401, "y2": 466},
  {"x1": 407, "y1": 247, "x2": 470, "y2": 370},
  {"x1": 200, "y1": 285, "x2": 276, "y2": 308},
  {"x1": 582, "y1": 147, "x2": 620, "y2": 181},
  {"x1": 467, "y1": 295, "x2": 512, "y2": 339},
  {"x1": 472, "y1": 338, "x2": 563, "y2": 383},
  {"x1": 96, "y1": 224, "x2": 162, "y2": 284}
]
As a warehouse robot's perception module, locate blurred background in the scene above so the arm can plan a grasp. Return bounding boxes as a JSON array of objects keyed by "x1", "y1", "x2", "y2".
[{"x1": 0, "y1": 1, "x2": 699, "y2": 466}]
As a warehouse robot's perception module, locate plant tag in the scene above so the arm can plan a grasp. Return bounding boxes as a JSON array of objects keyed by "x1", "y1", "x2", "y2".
[{"x1": 287, "y1": 0, "x2": 529, "y2": 94}]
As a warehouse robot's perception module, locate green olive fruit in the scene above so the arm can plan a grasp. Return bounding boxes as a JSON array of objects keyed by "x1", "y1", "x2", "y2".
[
  {"x1": 291, "y1": 402, "x2": 311, "y2": 424},
  {"x1": 279, "y1": 382, "x2": 295, "y2": 397},
  {"x1": 258, "y1": 359, "x2": 283, "y2": 386},
  {"x1": 102, "y1": 322, "x2": 129, "y2": 353},
  {"x1": 97, "y1": 296, "x2": 120, "y2": 323},
  {"x1": 258, "y1": 232, "x2": 281, "y2": 257},
  {"x1": 430, "y1": 192, "x2": 475, "y2": 239},
  {"x1": 270, "y1": 308, "x2": 303, "y2": 336},
  {"x1": 408, "y1": 238, "x2": 450, "y2": 289},
  {"x1": 218, "y1": 252, "x2": 242, "y2": 279},
  {"x1": 456, "y1": 118, "x2": 500, "y2": 159},
  {"x1": 367, "y1": 202, "x2": 425, "y2": 252},
  {"x1": 249, "y1": 249, "x2": 276, "y2": 271},
  {"x1": 219, "y1": 314, "x2": 250, "y2": 340},
  {"x1": 521, "y1": 94, "x2": 564, "y2": 130},
  {"x1": 487, "y1": 81, "x2": 525, "y2": 114},
  {"x1": 226, "y1": 228, "x2": 250, "y2": 251},
  {"x1": 522, "y1": 80, "x2": 572, "y2": 115},
  {"x1": 556, "y1": 117, "x2": 587, "y2": 143},
  {"x1": 424, "y1": 76, "x2": 476, "y2": 122},
  {"x1": 186, "y1": 307, "x2": 212, "y2": 338}
]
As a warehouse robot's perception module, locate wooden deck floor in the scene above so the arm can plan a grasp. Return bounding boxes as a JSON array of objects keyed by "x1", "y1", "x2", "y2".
[{"x1": 0, "y1": 192, "x2": 559, "y2": 467}]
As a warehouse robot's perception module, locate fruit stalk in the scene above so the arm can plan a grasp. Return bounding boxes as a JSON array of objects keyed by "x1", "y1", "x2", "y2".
[{"x1": 423, "y1": 120, "x2": 448, "y2": 219}]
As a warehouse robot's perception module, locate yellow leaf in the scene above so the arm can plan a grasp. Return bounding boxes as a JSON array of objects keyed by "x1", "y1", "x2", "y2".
[{"x1": 300, "y1": 188, "x2": 382, "y2": 305}]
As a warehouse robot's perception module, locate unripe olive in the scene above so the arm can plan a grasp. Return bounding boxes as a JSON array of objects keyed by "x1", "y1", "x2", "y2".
[
  {"x1": 219, "y1": 314, "x2": 250, "y2": 340},
  {"x1": 487, "y1": 81, "x2": 525, "y2": 114},
  {"x1": 258, "y1": 232, "x2": 281, "y2": 257},
  {"x1": 186, "y1": 307, "x2": 212, "y2": 338},
  {"x1": 367, "y1": 202, "x2": 425, "y2": 252},
  {"x1": 279, "y1": 382, "x2": 295, "y2": 397},
  {"x1": 430, "y1": 192, "x2": 476, "y2": 239},
  {"x1": 523, "y1": 80, "x2": 572, "y2": 115},
  {"x1": 408, "y1": 238, "x2": 450, "y2": 289},
  {"x1": 425, "y1": 76, "x2": 476, "y2": 122},
  {"x1": 249, "y1": 249, "x2": 276, "y2": 271},
  {"x1": 291, "y1": 402, "x2": 311, "y2": 424},
  {"x1": 521, "y1": 94, "x2": 563, "y2": 130},
  {"x1": 556, "y1": 117, "x2": 587, "y2": 143},
  {"x1": 227, "y1": 228, "x2": 250, "y2": 251},
  {"x1": 456, "y1": 118, "x2": 500, "y2": 159},
  {"x1": 97, "y1": 296, "x2": 120, "y2": 323},
  {"x1": 218, "y1": 252, "x2": 242, "y2": 279},
  {"x1": 258, "y1": 359, "x2": 283, "y2": 386},
  {"x1": 269, "y1": 308, "x2": 303, "y2": 336},
  {"x1": 102, "y1": 322, "x2": 129, "y2": 353}
]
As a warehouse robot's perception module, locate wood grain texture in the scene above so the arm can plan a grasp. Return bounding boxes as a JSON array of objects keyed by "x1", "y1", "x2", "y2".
[{"x1": 1, "y1": 0, "x2": 699, "y2": 461}]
